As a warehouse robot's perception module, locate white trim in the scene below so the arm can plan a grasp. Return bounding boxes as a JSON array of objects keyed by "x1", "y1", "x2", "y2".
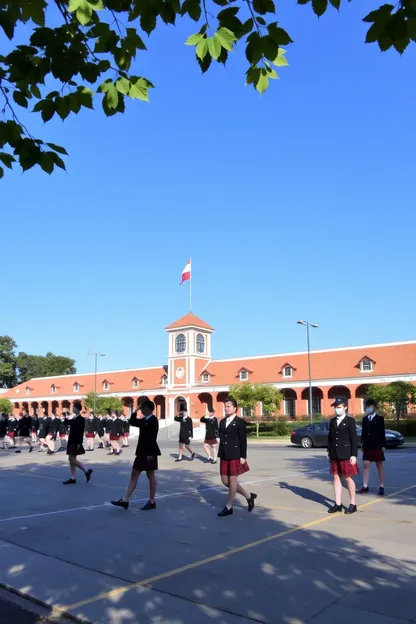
[{"x1": 282, "y1": 366, "x2": 293, "y2": 378}]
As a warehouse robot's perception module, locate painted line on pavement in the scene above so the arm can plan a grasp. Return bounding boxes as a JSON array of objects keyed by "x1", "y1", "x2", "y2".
[{"x1": 60, "y1": 482, "x2": 416, "y2": 614}]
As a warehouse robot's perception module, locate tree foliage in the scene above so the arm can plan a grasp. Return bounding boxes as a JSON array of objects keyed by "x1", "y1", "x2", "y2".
[
  {"x1": 1, "y1": 0, "x2": 413, "y2": 178},
  {"x1": 0, "y1": 397, "x2": 14, "y2": 414},
  {"x1": 367, "y1": 381, "x2": 416, "y2": 423},
  {"x1": 83, "y1": 391, "x2": 123, "y2": 413},
  {"x1": 229, "y1": 382, "x2": 283, "y2": 436},
  {"x1": 0, "y1": 335, "x2": 76, "y2": 387}
]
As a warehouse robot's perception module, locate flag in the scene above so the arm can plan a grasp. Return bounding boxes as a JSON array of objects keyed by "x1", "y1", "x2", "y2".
[{"x1": 180, "y1": 259, "x2": 191, "y2": 285}]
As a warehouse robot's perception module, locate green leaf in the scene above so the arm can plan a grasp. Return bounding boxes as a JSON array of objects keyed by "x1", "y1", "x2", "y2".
[
  {"x1": 363, "y1": 4, "x2": 394, "y2": 23},
  {"x1": 216, "y1": 27, "x2": 237, "y2": 51},
  {"x1": 0, "y1": 13, "x2": 15, "y2": 39},
  {"x1": 41, "y1": 100, "x2": 55, "y2": 122},
  {"x1": 273, "y1": 48, "x2": 289, "y2": 66},
  {"x1": 140, "y1": 12, "x2": 157, "y2": 35},
  {"x1": 262, "y1": 35, "x2": 279, "y2": 61},
  {"x1": 217, "y1": 7, "x2": 239, "y2": 20},
  {"x1": 160, "y1": 2, "x2": 177, "y2": 24},
  {"x1": 208, "y1": 35, "x2": 222, "y2": 60},
  {"x1": 116, "y1": 77, "x2": 130, "y2": 94},
  {"x1": 0, "y1": 153, "x2": 15, "y2": 169},
  {"x1": 196, "y1": 52, "x2": 212, "y2": 73},
  {"x1": 30, "y1": 85, "x2": 41, "y2": 99},
  {"x1": 68, "y1": 0, "x2": 82, "y2": 11},
  {"x1": 40, "y1": 152, "x2": 55, "y2": 175},
  {"x1": 408, "y1": 19, "x2": 416, "y2": 42},
  {"x1": 76, "y1": 0, "x2": 93, "y2": 25},
  {"x1": 329, "y1": 0, "x2": 340, "y2": 9},
  {"x1": 129, "y1": 78, "x2": 152, "y2": 101},
  {"x1": 185, "y1": 33, "x2": 204, "y2": 45},
  {"x1": 252, "y1": 0, "x2": 276, "y2": 15},
  {"x1": 256, "y1": 71, "x2": 269, "y2": 94},
  {"x1": 46, "y1": 143, "x2": 68, "y2": 155},
  {"x1": 50, "y1": 152, "x2": 66, "y2": 171},
  {"x1": 393, "y1": 36, "x2": 409, "y2": 53},
  {"x1": 104, "y1": 83, "x2": 119, "y2": 109},
  {"x1": 377, "y1": 34, "x2": 393, "y2": 50},
  {"x1": 13, "y1": 91, "x2": 28, "y2": 108},
  {"x1": 312, "y1": 0, "x2": 328, "y2": 17},
  {"x1": 245, "y1": 35, "x2": 263, "y2": 64},
  {"x1": 182, "y1": 0, "x2": 202, "y2": 21},
  {"x1": 196, "y1": 38, "x2": 209, "y2": 60},
  {"x1": 268, "y1": 23, "x2": 294, "y2": 45}
]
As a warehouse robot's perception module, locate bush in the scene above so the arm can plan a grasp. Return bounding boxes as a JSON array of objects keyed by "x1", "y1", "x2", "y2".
[{"x1": 246, "y1": 417, "x2": 416, "y2": 437}]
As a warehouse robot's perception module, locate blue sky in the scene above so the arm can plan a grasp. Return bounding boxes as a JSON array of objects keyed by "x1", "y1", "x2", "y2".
[{"x1": 2, "y1": 1, "x2": 415, "y2": 374}]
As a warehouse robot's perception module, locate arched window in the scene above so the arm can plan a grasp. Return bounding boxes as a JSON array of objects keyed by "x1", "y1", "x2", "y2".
[
  {"x1": 196, "y1": 333, "x2": 205, "y2": 354},
  {"x1": 132, "y1": 377, "x2": 139, "y2": 388},
  {"x1": 73, "y1": 383, "x2": 79, "y2": 392},
  {"x1": 175, "y1": 333, "x2": 186, "y2": 353},
  {"x1": 51, "y1": 384, "x2": 56, "y2": 393}
]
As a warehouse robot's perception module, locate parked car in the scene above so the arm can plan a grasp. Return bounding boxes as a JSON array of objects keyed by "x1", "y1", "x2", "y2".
[{"x1": 290, "y1": 421, "x2": 405, "y2": 449}]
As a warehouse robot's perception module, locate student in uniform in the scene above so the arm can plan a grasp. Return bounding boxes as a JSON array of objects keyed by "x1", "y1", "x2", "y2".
[
  {"x1": 31, "y1": 412, "x2": 38, "y2": 443},
  {"x1": 85, "y1": 412, "x2": 97, "y2": 451},
  {"x1": 327, "y1": 397, "x2": 358, "y2": 515},
  {"x1": 217, "y1": 398, "x2": 257, "y2": 517},
  {"x1": 45, "y1": 413, "x2": 59, "y2": 454},
  {"x1": 57, "y1": 413, "x2": 68, "y2": 451},
  {"x1": 0, "y1": 413, "x2": 8, "y2": 449},
  {"x1": 111, "y1": 399, "x2": 161, "y2": 511},
  {"x1": 122, "y1": 415, "x2": 130, "y2": 448},
  {"x1": 96, "y1": 414, "x2": 106, "y2": 449},
  {"x1": 6, "y1": 414, "x2": 18, "y2": 450},
  {"x1": 174, "y1": 411, "x2": 195, "y2": 462},
  {"x1": 18, "y1": 410, "x2": 33, "y2": 452},
  {"x1": 37, "y1": 408, "x2": 49, "y2": 453},
  {"x1": 108, "y1": 411, "x2": 123, "y2": 455},
  {"x1": 63, "y1": 407, "x2": 93, "y2": 485},
  {"x1": 104, "y1": 414, "x2": 112, "y2": 448},
  {"x1": 359, "y1": 398, "x2": 386, "y2": 496},
  {"x1": 200, "y1": 410, "x2": 219, "y2": 463}
]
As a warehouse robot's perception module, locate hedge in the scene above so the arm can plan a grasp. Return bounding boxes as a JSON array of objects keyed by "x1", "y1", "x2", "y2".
[{"x1": 246, "y1": 419, "x2": 416, "y2": 437}]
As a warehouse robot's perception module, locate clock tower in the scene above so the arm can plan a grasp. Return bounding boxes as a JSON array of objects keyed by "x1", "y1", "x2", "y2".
[{"x1": 165, "y1": 312, "x2": 214, "y2": 392}]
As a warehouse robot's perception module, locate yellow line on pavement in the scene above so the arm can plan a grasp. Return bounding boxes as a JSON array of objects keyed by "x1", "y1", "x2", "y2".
[{"x1": 57, "y1": 482, "x2": 416, "y2": 616}]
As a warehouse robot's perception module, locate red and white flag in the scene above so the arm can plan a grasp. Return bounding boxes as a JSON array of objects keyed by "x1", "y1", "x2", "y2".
[{"x1": 180, "y1": 258, "x2": 191, "y2": 285}]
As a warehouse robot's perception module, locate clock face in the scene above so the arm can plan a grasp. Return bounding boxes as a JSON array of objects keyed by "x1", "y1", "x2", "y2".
[{"x1": 176, "y1": 367, "x2": 185, "y2": 379}]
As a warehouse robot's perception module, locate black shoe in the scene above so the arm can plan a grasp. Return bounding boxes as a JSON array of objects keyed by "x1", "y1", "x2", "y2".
[
  {"x1": 218, "y1": 506, "x2": 233, "y2": 517},
  {"x1": 98, "y1": 443, "x2": 103, "y2": 449},
  {"x1": 85, "y1": 469, "x2": 93, "y2": 483},
  {"x1": 115, "y1": 451, "x2": 121, "y2": 456},
  {"x1": 191, "y1": 452, "x2": 196, "y2": 460},
  {"x1": 378, "y1": 486, "x2": 385, "y2": 496},
  {"x1": 212, "y1": 459, "x2": 217, "y2": 464},
  {"x1": 15, "y1": 449, "x2": 21, "y2": 453},
  {"x1": 37, "y1": 449, "x2": 43, "y2": 452},
  {"x1": 359, "y1": 486, "x2": 369, "y2": 494},
  {"x1": 29, "y1": 446, "x2": 33, "y2": 453},
  {"x1": 107, "y1": 451, "x2": 114, "y2": 455},
  {"x1": 87, "y1": 448, "x2": 94, "y2": 452},
  {"x1": 344, "y1": 504, "x2": 357, "y2": 515},
  {"x1": 328, "y1": 504, "x2": 343, "y2": 514},
  {"x1": 247, "y1": 493, "x2": 257, "y2": 512},
  {"x1": 175, "y1": 458, "x2": 182, "y2": 462},
  {"x1": 47, "y1": 450, "x2": 54, "y2": 455},
  {"x1": 63, "y1": 478, "x2": 76, "y2": 485},
  {"x1": 141, "y1": 501, "x2": 156, "y2": 511},
  {"x1": 111, "y1": 499, "x2": 129, "y2": 510}
]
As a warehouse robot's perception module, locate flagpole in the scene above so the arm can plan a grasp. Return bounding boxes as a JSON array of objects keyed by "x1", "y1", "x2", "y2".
[{"x1": 189, "y1": 256, "x2": 192, "y2": 312}]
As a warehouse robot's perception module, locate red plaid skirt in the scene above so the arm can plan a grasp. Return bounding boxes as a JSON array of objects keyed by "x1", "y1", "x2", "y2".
[
  {"x1": 330, "y1": 459, "x2": 359, "y2": 477},
  {"x1": 110, "y1": 435, "x2": 120, "y2": 441},
  {"x1": 123, "y1": 432, "x2": 129, "y2": 438},
  {"x1": 220, "y1": 459, "x2": 250, "y2": 477},
  {"x1": 85, "y1": 433, "x2": 95, "y2": 438},
  {"x1": 205, "y1": 439, "x2": 218, "y2": 446},
  {"x1": 7, "y1": 432, "x2": 15, "y2": 438},
  {"x1": 363, "y1": 449, "x2": 385, "y2": 462}
]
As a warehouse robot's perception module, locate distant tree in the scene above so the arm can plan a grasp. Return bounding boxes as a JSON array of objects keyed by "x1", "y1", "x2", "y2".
[
  {"x1": 367, "y1": 381, "x2": 416, "y2": 425},
  {"x1": 229, "y1": 382, "x2": 283, "y2": 437},
  {"x1": 84, "y1": 392, "x2": 124, "y2": 414},
  {"x1": 101, "y1": 396, "x2": 124, "y2": 414},
  {"x1": 16, "y1": 352, "x2": 76, "y2": 381},
  {"x1": 0, "y1": 398, "x2": 14, "y2": 414},
  {"x1": 0, "y1": 336, "x2": 18, "y2": 388}
]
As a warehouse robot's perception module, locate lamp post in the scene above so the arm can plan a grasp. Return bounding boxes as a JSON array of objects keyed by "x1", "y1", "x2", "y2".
[
  {"x1": 87, "y1": 350, "x2": 105, "y2": 416},
  {"x1": 297, "y1": 320, "x2": 318, "y2": 426}
]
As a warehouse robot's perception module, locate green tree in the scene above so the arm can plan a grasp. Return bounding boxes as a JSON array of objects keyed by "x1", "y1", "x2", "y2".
[
  {"x1": 229, "y1": 382, "x2": 283, "y2": 437},
  {"x1": 1, "y1": 0, "x2": 414, "y2": 178},
  {"x1": 16, "y1": 352, "x2": 76, "y2": 382},
  {"x1": 84, "y1": 391, "x2": 124, "y2": 414},
  {"x1": 101, "y1": 396, "x2": 124, "y2": 414},
  {"x1": 0, "y1": 336, "x2": 18, "y2": 388},
  {"x1": 0, "y1": 397, "x2": 14, "y2": 414},
  {"x1": 367, "y1": 381, "x2": 416, "y2": 425}
]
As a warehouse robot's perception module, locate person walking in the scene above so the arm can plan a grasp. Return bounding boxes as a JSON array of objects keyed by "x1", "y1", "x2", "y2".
[
  {"x1": 327, "y1": 398, "x2": 359, "y2": 515},
  {"x1": 85, "y1": 412, "x2": 97, "y2": 451},
  {"x1": 0, "y1": 412, "x2": 8, "y2": 449},
  {"x1": 174, "y1": 411, "x2": 195, "y2": 462},
  {"x1": 111, "y1": 399, "x2": 160, "y2": 511},
  {"x1": 37, "y1": 408, "x2": 49, "y2": 453},
  {"x1": 96, "y1": 414, "x2": 106, "y2": 449},
  {"x1": 17, "y1": 410, "x2": 33, "y2": 452},
  {"x1": 63, "y1": 407, "x2": 93, "y2": 485},
  {"x1": 200, "y1": 411, "x2": 219, "y2": 463},
  {"x1": 217, "y1": 398, "x2": 257, "y2": 517},
  {"x1": 359, "y1": 398, "x2": 386, "y2": 496},
  {"x1": 108, "y1": 411, "x2": 123, "y2": 455},
  {"x1": 6, "y1": 414, "x2": 18, "y2": 451}
]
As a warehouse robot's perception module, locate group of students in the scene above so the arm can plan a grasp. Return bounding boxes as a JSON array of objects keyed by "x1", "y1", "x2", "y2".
[{"x1": 0, "y1": 410, "x2": 131, "y2": 456}]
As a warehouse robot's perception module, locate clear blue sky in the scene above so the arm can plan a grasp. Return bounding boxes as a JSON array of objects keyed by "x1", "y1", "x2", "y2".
[{"x1": 2, "y1": 1, "x2": 415, "y2": 374}]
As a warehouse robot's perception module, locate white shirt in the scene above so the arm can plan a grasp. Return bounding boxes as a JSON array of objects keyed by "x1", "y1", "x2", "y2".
[
  {"x1": 368, "y1": 412, "x2": 376, "y2": 422},
  {"x1": 336, "y1": 414, "x2": 346, "y2": 426},
  {"x1": 225, "y1": 415, "x2": 236, "y2": 428}
]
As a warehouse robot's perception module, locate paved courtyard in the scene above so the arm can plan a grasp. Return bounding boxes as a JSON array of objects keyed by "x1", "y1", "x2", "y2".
[{"x1": 0, "y1": 440, "x2": 415, "y2": 624}]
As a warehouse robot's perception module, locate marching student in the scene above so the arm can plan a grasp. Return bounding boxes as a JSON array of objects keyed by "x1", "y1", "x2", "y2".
[
  {"x1": 57, "y1": 413, "x2": 69, "y2": 451},
  {"x1": 18, "y1": 409, "x2": 33, "y2": 452},
  {"x1": 37, "y1": 408, "x2": 49, "y2": 453},
  {"x1": 96, "y1": 413, "x2": 106, "y2": 449},
  {"x1": 6, "y1": 413, "x2": 18, "y2": 451},
  {"x1": 327, "y1": 398, "x2": 358, "y2": 515},
  {"x1": 85, "y1": 412, "x2": 97, "y2": 451},
  {"x1": 200, "y1": 410, "x2": 219, "y2": 463},
  {"x1": 31, "y1": 412, "x2": 38, "y2": 443},
  {"x1": 111, "y1": 398, "x2": 161, "y2": 511},
  {"x1": 104, "y1": 414, "x2": 112, "y2": 448},
  {"x1": 45, "y1": 413, "x2": 59, "y2": 454},
  {"x1": 108, "y1": 411, "x2": 123, "y2": 456},
  {"x1": 174, "y1": 410, "x2": 195, "y2": 462},
  {"x1": 121, "y1": 414, "x2": 130, "y2": 448},
  {"x1": 63, "y1": 407, "x2": 93, "y2": 485},
  {"x1": 0, "y1": 412, "x2": 8, "y2": 449},
  {"x1": 217, "y1": 398, "x2": 257, "y2": 517},
  {"x1": 359, "y1": 398, "x2": 386, "y2": 496}
]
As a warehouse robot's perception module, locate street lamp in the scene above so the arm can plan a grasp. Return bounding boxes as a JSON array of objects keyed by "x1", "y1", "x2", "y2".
[
  {"x1": 87, "y1": 350, "x2": 106, "y2": 416},
  {"x1": 297, "y1": 320, "x2": 319, "y2": 426}
]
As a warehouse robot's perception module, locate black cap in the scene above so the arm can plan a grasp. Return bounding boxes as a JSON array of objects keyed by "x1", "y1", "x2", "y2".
[
  {"x1": 365, "y1": 398, "x2": 377, "y2": 407},
  {"x1": 331, "y1": 397, "x2": 348, "y2": 407}
]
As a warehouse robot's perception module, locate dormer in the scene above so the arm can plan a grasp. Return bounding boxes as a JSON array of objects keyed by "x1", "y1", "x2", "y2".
[
  {"x1": 238, "y1": 367, "x2": 252, "y2": 382},
  {"x1": 102, "y1": 379, "x2": 110, "y2": 391},
  {"x1": 25, "y1": 386, "x2": 30, "y2": 395},
  {"x1": 161, "y1": 374, "x2": 168, "y2": 386},
  {"x1": 51, "y1": 384, "x2": 57, "y2": 393},
  {"x1": 73, "y1": 382, "x2": 80, "y2": 392},
  {"x1": 280, "y1": 363, "x2": 296, "y2": 379},
  {"x1": 200, "y1": 366, "x2": 215, "y2": 383},
  {"x1": 357, "y1": 356, "x2": 376, "y2": 373},
  {"x1": 132, "y1": 377, "x2": 139, "y2": 389}
]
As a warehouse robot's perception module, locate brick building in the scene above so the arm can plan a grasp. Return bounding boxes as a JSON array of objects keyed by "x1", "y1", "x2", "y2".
[{"x1": 3, "y1": 313, "x2": 416, "y2": 422}]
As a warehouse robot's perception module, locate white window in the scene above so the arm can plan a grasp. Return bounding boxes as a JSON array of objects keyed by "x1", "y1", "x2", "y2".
[
  {"x1": 284, "y1": 398, "x2": 296, "y2": 417},
  {"x1": 102, "y1": 381, "x2": 109, "y2": 391},
  {"x1": 73, "y1": 383, "x2": 79, "y2": 392},
  {"x1": 283, "y1": 366, "x2": 292, "y2": 378},
  {"x1": 242, "y1": 406, "x2": 251, "y2": 417},
  {"x1": 132, "y1": 377, "x2": 139, "y2": 388},
  {"x1": 51, "y1": 384, "x2": 56, "y2": 393},
  {"x1": 360, "y1": 359, "x2": 373, "y2": 372},
  {"x1": 162, "y1": 375, "x2": 168, "y2": 385},
  {"x1": 175, "y1": 333, "x2": 186, "y2": 354},
  {"x1": 202, "y1": 373, "x2": 210, "y2": 383},
  {"x1": 196, "y1": 333, "x2": 205, "y2": 354},
  {"x1": 239, "y1": 370, "x2": 249, "y2": 381},
  {"x1": 25, "y1": 387, "x2": 30, "y2": 395}
]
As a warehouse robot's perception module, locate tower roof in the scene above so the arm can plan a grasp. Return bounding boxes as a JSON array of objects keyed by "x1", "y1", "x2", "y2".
[{"x1": 165, "y1": 312, "x2": 214, "y2": 331}]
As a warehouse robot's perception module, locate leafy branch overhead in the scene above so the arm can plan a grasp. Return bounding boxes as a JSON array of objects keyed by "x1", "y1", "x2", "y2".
[{"x1": 0, "y1": 0, "x2": 414, "y2": 178}]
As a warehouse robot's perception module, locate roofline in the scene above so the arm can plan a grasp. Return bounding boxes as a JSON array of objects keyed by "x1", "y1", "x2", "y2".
[
  {"x1": 164, "y1": 324, "x2": 215, "y2": 332},
  {"x1": 211, "y1": 340, "x2": 416, "y2": 363},
  {"x1": 28, "y1": 365, "x2": 166, "y2": 382}
]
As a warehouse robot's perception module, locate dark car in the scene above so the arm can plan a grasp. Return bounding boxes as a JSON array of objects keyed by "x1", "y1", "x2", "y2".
[{"x1": 290, "y1": 421, "x2": 405, "y2": 449}]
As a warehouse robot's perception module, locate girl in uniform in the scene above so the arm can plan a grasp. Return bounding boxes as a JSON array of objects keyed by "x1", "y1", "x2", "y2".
[
  {"x1": 96, "y1": 414, "x2": 106, "y2": 449},
  {"x1": 104, "y1": 414, "x2": 112, "y2": 448},
  {"x1": 327, "y1": 397, "x2": 358, "y2": 515},
  {"x1": 0, "y1": 413, "x2": 8, "y2": 449},
  {"x1": 217, "y1": 398, "x2": 257, "y2": 517},
  {"x1": 174, "y1": 411, "x2": 195, "y2": 462},
  {"x1": 18, "y1": 410, "x2": 33, "y2": 452},
  {"x1": 6, "y1": 414, "x2": 18, "y2": 450},
  {"x1": 122, "y1": 415, "x2": 130, "y2": 448},
  {"x1": 63, "y1": 407, "x2": 93, "y2": 485},
  {"x1": 31, "y1": 413, "x2": 38, "y2": 443},
  {"x1": 85, "y1": 413, "x2": 97, "y2": 451},
  {"x1": 108, "y1": 411, "x2": 123, "y2": 455},
  {"x1": 57, "y1": 413, "x2": 68, "y2": 451},
  {"x1": 45, "y1": 414, "x2": 59, "y2": 454},
  {"x1": 37, "y1": 408, "x2": 49, "y2": 453},
  {"x1": 200, "y1": 411, "x2": 219, "y2": 463},
  {"x1": 359, "y1": 398, "x2": 386, "y2": 496}
]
